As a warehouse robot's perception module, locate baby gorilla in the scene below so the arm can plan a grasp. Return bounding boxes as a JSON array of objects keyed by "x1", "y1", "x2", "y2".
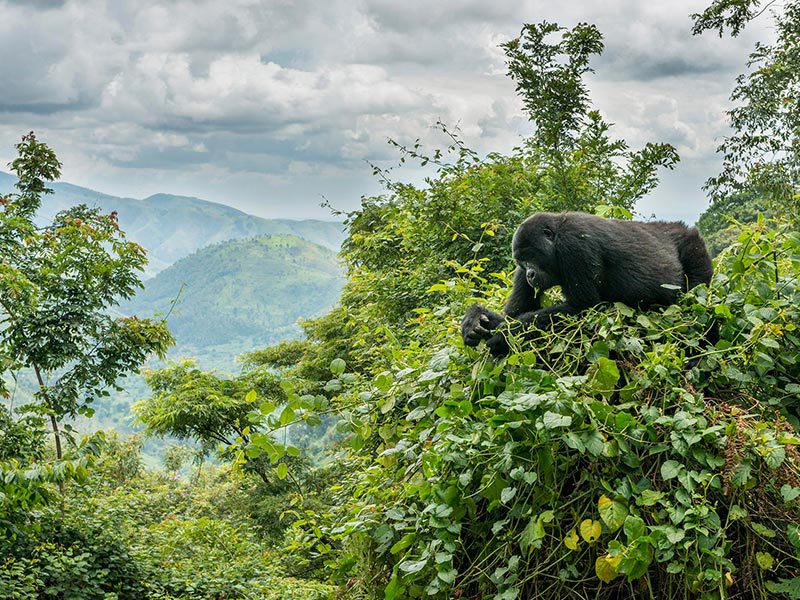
[{"x1": 462, "y1": 211, "x2": 713, "y2": 356}]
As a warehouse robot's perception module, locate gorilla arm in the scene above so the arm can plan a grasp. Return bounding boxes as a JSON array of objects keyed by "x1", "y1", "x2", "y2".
[
  {"x1": 460, "y1": 267, "x2": 541, "y2": 347},
  {"x1": 485, "y1": 234, "x2": 602, "y2": 356}
]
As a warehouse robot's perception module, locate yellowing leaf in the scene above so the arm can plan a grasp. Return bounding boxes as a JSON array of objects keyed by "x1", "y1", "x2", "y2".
[
  {"x1": 564, "y1": 528, "x2": 580, "y2": 551},
  {"x1": 245, "y1": 389, "x2": 257, "y2": 403},
  {"x1": 598, "y1": 495, "x2": 627, "y2": 532},
  {"x1": 595, "y1": 554, "x2": 622, "y2": 583},
  {"x1": 580, "y1": 519, "x2": 602, "y2": 544}
]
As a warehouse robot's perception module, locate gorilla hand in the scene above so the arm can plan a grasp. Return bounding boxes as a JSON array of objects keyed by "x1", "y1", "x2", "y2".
[
  {"x1": 486, "y1": 319, "x2": 537, "y2": 357},
  {"x1": 461, "y1": 304, "x2": 504, "y2": 347},
  {"x1": 486, "y1": 330, "x2": 510, "y2": 357}
]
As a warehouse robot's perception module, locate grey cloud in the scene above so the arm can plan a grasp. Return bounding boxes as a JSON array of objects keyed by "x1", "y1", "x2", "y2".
[
  {"x1": 364, "y1": 1, "x2": 516, "y2": 31},
  {"x1": 4, "y1": 0, "x2": 66, "y2": 8},
  {"x1": 604, "y1": 53, "x2": 730, "y2": 80},
  {"x1": 0, "y1": 0, "x2": 773, "y2": 221}
]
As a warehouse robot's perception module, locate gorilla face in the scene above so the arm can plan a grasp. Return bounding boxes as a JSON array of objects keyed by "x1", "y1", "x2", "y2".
[{"x1": 511, "y1": 213, "x2": 560, "y2": 291}]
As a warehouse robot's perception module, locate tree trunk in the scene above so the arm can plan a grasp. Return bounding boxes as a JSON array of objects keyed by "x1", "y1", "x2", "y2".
[{"x1": 33, "y1": 364, "x2": 62, "y2": 460}]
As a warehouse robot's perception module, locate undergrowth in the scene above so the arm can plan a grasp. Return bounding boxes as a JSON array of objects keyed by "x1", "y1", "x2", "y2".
[{"x1": 289, "y1": 219, "x2": 800, "y2": 599}]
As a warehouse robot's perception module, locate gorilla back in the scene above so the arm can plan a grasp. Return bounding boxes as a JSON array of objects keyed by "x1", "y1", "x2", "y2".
[
  {"x1": 461, "y1": 211, "x2": 713, "y2": 356},
  {"x1": 514, "y1": 212, "x2": 713, "y2": 306}
]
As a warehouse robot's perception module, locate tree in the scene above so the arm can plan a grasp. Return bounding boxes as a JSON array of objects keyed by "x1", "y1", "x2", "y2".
[
  {"x1": 0, "y1": 132, "x2": 173, "y2": 459},
  {"x1": 695, "y1": 193, "x2": 776, "y2": 255},
  {"x1": 503, "y1": 23, "x2": 678, "y2": 210},
  {"x1": 135, "y1": 357, "x2": 336, "y2": 486},
  {"x1": 290, "y1": 22, "x2": 680, "y2": 377},
  {"x1": 693, "y1": 0, "x2": 800, "y2": 218}
]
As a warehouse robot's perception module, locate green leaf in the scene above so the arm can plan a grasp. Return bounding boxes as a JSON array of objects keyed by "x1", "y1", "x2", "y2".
[
  {"x1": 437, "y1": 568, "x2": 457, "y2": 584},
  {"x1": 755, "y1": 551, "x2": 774, "y2": 570},
  {"x1": 787, "y1": 524, "x2": 800, "y2": 552},
  {"x1": 583, "y1": 429, "x2": 605, "y2": 457},
  {"x1": 244, "y1": 444, "x2": 262, "y2": 459},
  {"x1": 384, "y1": 576, "x2": 404, "y2": 600},
  {"x1": 766, "y1": 578, "x2": 800, "y2": 599},
  {"x1": 520, "y1": 513, "x2": 551, "y2": 555},
  {"x1": 598, "y1": 495, "x2": 627, "y2": 532},
  {"x1": 276, "y1": 463, "x2": 288, "y2": 480},
  {"x1": 638, "y1": 490, "x2": 663, "y2": 506},
  {"x1": 751, "y1": 522, "x2": 776, "y2": 538},
  {"x1": 729, "y1": 505, "x2": 748, "y2": 521},
  {"x1": 623, "y1": 515, "x2": 646, "y2": 542},
  {"x1": 390, "y1": 534, "x2": 415, "y2": 555},
  {"x1": 563, "y1": 432, "x2": 585, "y2": 452},
  {"x1": 764, "y1": 445, "x2": 786, "y2": 469},
  {"x1": 245, "y1": 389, "x2": 257, "y2": 403},
  {"x1": 330, "y1": 358, "x2": 346, "y2": 375},
  {"x1": 732, "y1": 461, "x2": 753, "y2": 487},
  {"x1": 501, "y1": 486, "x2": 517, "y2": 504},
  {"x1": 614, "y1": 302, "x2": 635, "y2": 317},
  {"x1": 589, "y1": 358, "x2": 620, "y2": 394},
  {"x1": 375, "y1": 372, "x2": 393, "y2": 393},
  {"x1": 660, "y1": 460, "x2": 681, "y2": 480},
  {"x1": 279, "y1": 405, "x2": 296, "y2": 425},
  {"x1": 398, "y1": 558, "x2": 427, "y2": 573},
  {"x1": 781, "y1": 485, "x2": 800, "y2": 503},
  {"x1": 542, "y1": 411, "x2": 572, "y2": 429}
]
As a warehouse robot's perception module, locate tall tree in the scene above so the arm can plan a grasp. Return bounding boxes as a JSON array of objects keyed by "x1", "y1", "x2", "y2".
[
  {"x1": 693, "y1": 0, "x2": 800, "y2": 218},
  {"x1": 0, "y1": 133, "x2": 173, "y2": 459}
]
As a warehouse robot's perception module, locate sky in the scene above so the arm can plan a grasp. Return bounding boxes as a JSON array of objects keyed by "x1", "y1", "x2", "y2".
[{"x1": 0, "y1": 0, "x2": 774, "y2": 223}]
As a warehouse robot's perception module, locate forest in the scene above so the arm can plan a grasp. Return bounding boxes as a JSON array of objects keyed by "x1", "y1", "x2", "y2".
[{"x1": 1, "y1": 1, "x2": 800, "y2": 599}]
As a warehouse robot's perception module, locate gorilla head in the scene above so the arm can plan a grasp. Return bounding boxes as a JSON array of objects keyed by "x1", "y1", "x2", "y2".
[{"x1": 511, "y1": 213, "x2": 561, "y2": 291}]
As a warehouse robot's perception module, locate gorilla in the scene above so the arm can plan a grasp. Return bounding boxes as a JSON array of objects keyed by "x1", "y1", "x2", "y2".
[{"x1": 461, "y1": 211, "x2": 713, "y2": 356}]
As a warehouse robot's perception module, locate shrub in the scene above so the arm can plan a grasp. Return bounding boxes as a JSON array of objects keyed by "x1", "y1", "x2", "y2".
[{"x1": 303, "y1": 220, "x2": 800, "y2": 599}]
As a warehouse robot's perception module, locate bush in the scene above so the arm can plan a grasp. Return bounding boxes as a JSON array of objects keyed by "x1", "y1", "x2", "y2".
[
  {"x1": 302, "y1": 220, "x2": 800, "y2": 599},
  {"x1": 0, "y1": 437, "x2": 337, "y2": 600}
]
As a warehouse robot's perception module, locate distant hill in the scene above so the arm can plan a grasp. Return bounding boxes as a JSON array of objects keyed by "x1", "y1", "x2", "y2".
[
  {"x1": 120, "y1": 234, "x2": 344, "y2": 369},
  {"x1": 0, "y1": 171, "x2": 345, "y2": 276},
  {"x1": 3, "y1": 233, "x2": 344, "y2": 440}
]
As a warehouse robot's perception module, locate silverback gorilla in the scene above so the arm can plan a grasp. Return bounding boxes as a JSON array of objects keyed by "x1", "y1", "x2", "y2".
[{"x1": 461, "y1": 211, "x2": 713, "y2": 357}]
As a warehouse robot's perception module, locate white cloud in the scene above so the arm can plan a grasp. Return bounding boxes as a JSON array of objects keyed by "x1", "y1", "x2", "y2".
[{"x1": 0, "y1": 0, "x2": 776, "y2": 220}]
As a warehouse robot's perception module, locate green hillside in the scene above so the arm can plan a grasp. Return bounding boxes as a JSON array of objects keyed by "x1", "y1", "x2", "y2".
[
  {"x1": 0, "y1": 171, "x2": 345, "y2": 276},
  {"x1": 120, "y1": 234, "x2": 343, "y2": 369},
  {"x1": 1, "y1": 233, "x2": 343, "y2": 441}
]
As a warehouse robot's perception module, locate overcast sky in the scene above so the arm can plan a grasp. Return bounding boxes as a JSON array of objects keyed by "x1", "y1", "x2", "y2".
[{"x1": 0, "y1": 0, "x2": 773, "y2": 223}]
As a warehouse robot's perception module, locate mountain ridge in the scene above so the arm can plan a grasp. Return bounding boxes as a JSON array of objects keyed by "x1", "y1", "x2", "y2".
[{"x1": 0, "y1": 171, "x2": 345, "y2": 276}]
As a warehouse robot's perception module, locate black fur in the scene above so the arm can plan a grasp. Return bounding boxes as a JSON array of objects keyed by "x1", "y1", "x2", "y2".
[{"x1": 461, "y1": 211, "x2": 713, "y2": 356}]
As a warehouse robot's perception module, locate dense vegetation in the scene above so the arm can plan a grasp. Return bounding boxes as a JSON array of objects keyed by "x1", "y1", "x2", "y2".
[
  {"x1": 3, "y1": 2, "x2": 800, "y2": 599},
  {"x1": 4, "y1": 231, "x2": 343, "y2": 451},
  {"x1": 0, "y1": 431, "x2": 336, "y2": 600}
]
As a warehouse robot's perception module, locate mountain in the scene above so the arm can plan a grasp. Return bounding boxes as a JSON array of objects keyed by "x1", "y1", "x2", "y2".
[
  {"x1": 120, "y1": 234, "x2": 344, "y2": 370},
  {"x1": 0, "y1": 171, "x2": 345, "y2": 276}
]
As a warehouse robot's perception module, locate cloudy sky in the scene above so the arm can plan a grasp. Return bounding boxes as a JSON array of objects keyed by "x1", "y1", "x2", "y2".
[{"x1": 0, "y1": 0, "x2": 772, "y2": 222}]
